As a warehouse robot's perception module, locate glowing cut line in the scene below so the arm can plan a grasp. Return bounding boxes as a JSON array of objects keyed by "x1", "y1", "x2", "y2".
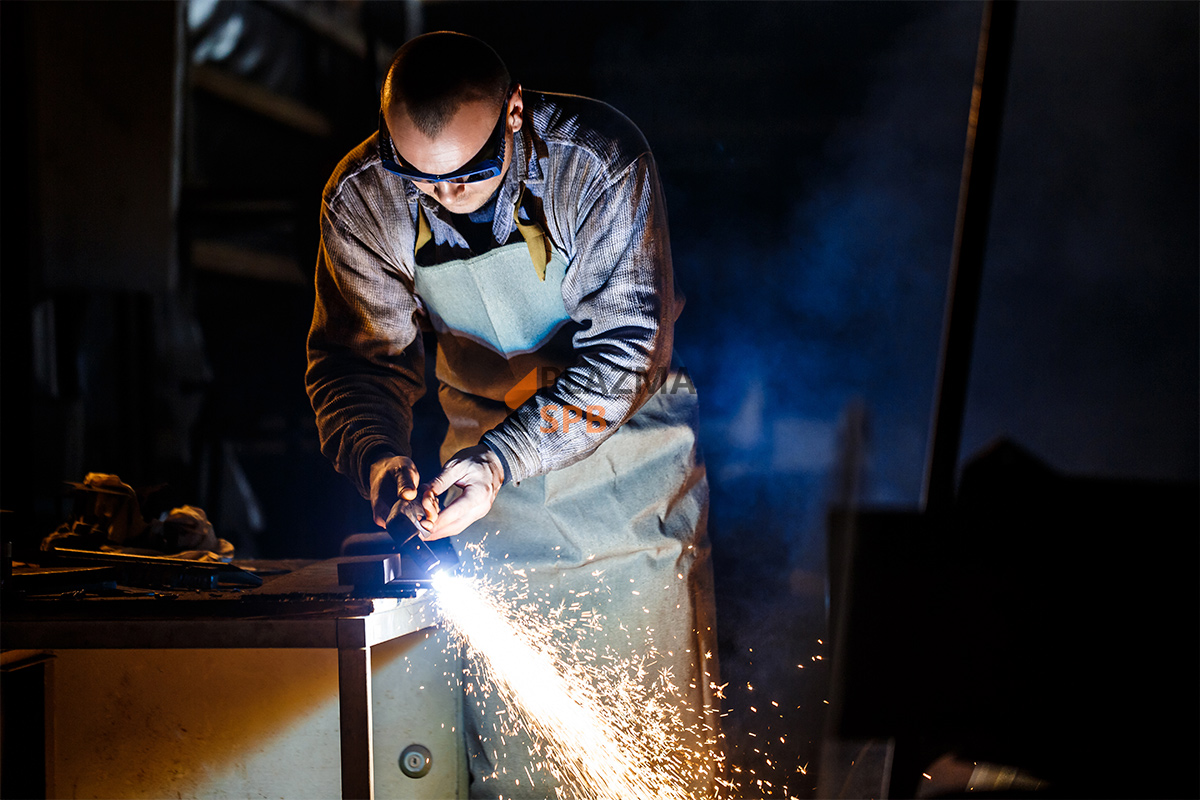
[{"x1": 433, "y1": 571, "x2": 708, "y2": 800}]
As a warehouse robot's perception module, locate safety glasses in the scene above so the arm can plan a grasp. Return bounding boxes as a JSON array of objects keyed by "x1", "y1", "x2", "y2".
[{"x1": 378, "y1": 99, "x2": 509, "y2": 185}]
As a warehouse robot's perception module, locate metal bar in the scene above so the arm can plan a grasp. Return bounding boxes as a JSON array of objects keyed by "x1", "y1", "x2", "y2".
[
  {"x1": 922, "y1": 0, "x2": 1019, "y2": 513},
  {"x1": 44, "y1": 547, "x2": 263, "y2": 587},
  {"x1": 337, "y1": 620, "x2": 375, "y2": 800},
  {"x1": 361, "y1": 596, "x2": 440, "y2": 648},
  {"x1": 2, "y1": 619, "x2": 339, "y2": 650},
  {"x1": 0, "y1": 650, "x2": 54, "y2": 672}
]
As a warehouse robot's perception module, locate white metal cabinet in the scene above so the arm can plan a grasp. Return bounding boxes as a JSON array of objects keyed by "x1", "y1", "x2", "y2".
[{"x1": 45, "y1": 628, "x2": 464, "y2": 799}]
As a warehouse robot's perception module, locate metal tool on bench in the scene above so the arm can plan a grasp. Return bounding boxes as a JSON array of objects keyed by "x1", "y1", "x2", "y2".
[{"x1": 41, "y1": 547, "x2": 262, "y2": 589}]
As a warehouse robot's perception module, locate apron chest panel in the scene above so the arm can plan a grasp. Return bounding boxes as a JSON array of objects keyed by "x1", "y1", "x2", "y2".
[{"x1": 414, "y1": 243, "x2": 571, "y2": 358}]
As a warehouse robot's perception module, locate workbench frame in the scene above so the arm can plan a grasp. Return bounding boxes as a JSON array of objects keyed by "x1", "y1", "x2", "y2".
[{"x1": 2, "y1": 594, "x2": 440, "y2": 800}]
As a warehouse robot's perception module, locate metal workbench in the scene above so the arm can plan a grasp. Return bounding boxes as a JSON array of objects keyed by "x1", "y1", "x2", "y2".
[{"x1": 1, "y1": 558, "x2": 465, "y2": 800}]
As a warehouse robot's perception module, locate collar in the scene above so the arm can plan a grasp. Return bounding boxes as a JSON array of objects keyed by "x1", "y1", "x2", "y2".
[{"x1": 406, "y1": 104, "x2": 546, "y2": 247}]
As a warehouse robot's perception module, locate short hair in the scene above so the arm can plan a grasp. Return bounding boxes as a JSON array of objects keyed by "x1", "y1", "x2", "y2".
[{"x1": 381, "y1": 32, "x2": 511, "y2": 139}]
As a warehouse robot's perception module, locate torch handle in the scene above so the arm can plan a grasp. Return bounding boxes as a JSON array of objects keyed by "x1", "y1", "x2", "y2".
[{"x1": 386, "y1": 505, "x2": 443, "y2": 575}]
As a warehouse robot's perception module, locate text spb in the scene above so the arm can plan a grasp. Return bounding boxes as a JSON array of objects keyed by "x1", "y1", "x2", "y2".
[{"x1": 539, "y1": 404, "x2": 607, "y2": 433}]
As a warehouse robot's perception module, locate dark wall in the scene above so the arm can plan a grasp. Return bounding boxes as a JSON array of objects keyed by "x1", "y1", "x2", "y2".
[{"x1": 3, "y1": 2, "x2": 1196, "y2": 795}]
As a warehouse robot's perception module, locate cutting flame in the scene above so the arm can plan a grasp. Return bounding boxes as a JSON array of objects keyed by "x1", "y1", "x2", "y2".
[{"x1": 432, "y1": 570, "x2": 717, "y2": 799}]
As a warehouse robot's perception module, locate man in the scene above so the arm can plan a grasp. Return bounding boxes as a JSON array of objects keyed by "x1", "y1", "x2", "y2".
[{"x1": 306, "y1": 31, "x2": 718, "y2": 798}]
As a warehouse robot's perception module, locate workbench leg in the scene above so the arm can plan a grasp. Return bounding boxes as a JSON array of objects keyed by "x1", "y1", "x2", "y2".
[{"x1": 338, "y1": 645, "x2": 374, "y2": 800}]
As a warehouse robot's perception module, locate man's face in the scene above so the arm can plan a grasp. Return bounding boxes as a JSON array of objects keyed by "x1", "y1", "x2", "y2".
[{"x1": 386, "y1": 88, "x2": 523, "y2": 215}]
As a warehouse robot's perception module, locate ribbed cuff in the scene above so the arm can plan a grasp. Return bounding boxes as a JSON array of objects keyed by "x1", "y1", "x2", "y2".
[
  {"x1": 481, "y1": 440, "x2": 512, "y2": 485},
  {"x1": 479, "y1": 430, "x2": 532, "y2": 485}
]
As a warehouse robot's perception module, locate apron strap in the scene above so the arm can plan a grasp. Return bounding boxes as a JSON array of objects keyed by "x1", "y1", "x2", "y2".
[
  {"x1": 514, "y1": 185, "x2": 551, "y2": 282},
  {"x1": 415, "y1": 203, "x2": 434, "y2": 253},
  {"x1": 414, "y1": 189, "x2": 551, "y2": 282}
]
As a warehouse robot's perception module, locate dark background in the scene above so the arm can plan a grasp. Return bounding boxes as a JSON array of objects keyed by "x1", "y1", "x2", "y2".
[{"x1": 2, "y1": 2, "x2": 1196, "y2": 797}]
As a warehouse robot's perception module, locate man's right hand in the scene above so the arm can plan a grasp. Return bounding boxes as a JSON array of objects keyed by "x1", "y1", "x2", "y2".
[{"x1": 368, "y1": 455, "x2": 438, "y2": 531}]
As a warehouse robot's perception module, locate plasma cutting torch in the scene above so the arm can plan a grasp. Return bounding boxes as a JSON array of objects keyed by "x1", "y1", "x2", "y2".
[
  {"x1": 387, "y1": 500, "x2": 458, "y2": 577},
  {"x1": 337, "y1": 498, "x2": 458, "y2": 594}
]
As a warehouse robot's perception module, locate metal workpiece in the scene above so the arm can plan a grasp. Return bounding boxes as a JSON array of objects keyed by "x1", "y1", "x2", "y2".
[{"x1": 338, "y1": 554, "x2": 403, "y2": 588}]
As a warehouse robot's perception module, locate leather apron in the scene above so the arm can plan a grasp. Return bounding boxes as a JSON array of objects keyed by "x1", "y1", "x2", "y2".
[{"x1": 413, "y1": 197, "x2": 719, "y2": 799}]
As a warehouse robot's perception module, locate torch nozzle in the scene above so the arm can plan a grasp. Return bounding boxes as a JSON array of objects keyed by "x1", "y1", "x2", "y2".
[{"x1": 386, "y1": 505, "x2": 459, "y2": 578}]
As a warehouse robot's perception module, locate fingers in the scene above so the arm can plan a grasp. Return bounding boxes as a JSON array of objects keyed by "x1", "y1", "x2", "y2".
[
  {"x1": 424, "y1": 483, "x2": 492, "y2": 540},
  {"x1": 371, "y1": 446, "x2": 503, "y2": 539},
  {"x1": 422, "y1": 445, "x2": 505, "y2": 540},
  {"x1": 369, "y1": 455, "x2": 420, "y2": 528},
  {"x1": 428, "y1": 458, "x2": 469, "y2": 497},
  {"x1": 371, "y1": 493, "x2": 392, "y2": 530},
  {"x1": 396, "y1": 460, "x2": 419, "y2": 501},
  {"x1": 428, "y1": 444, "x2": 505, "y2": 496},
  {"x1": 417, "y1": 484, "x2": 440, "y2": 529},
  {"x1": 382, "y1": 484, "x2": 441, "y2": 534}
]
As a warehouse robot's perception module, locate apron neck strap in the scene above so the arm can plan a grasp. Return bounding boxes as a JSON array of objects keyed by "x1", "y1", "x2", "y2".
[
  {"x1": 514, "y1": 185, "x2": 551, "y2": 282},
  {"x1": 415, "y1": 203, "x2": 434, "y2": 253},
  {"x1": 414, "y1": 188, "x2": 551, "y2": 282}
]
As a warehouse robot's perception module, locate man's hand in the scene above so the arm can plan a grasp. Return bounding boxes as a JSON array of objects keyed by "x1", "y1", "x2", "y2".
[
  {"x1": 368, "y1": 454, "x2": 438, "y2": 530},
  {"x1": 422, "y1": 444, "x2": 506, "y2": 540}
]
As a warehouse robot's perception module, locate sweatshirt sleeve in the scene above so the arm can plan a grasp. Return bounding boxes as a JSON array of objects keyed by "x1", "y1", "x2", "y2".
[
  {"x1": 481, "y1": 152, "x2": 677, "y2": 483},
  {"x1": 305, "y1": 192, "x2": 426, "y2": 498}
]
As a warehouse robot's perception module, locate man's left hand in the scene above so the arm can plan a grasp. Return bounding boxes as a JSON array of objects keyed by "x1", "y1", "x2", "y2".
[{"x1": 422, "y1": 444, "x2": 506, "y2": 540}]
